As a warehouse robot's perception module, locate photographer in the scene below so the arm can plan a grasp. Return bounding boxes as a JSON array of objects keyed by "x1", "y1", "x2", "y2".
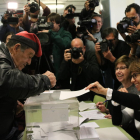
[
  {"x1": 85, "y1": 14, "x2": 103, "y2": 52},
  {"x1": 95, "y1": 27, "x2": 130, "y2": 89},
  {"x1": 38, "y1": 13, "x2": 72, "y2": 80},
  {"x1": 61, "y1": 5, "x2": 76, "y2": 39},
  {"x1": 58, "y1": 38, "x2": 103, "y2": 101},
  {"x1": 80, "y1": 0, "x2": 99, "y2": 20},
  {"x1": 117, "y1": 3, "x2": 140, "y2": 57},
  {"x1": 0, "y1": 13, "x2": 24, "y2": 42},
  {"x1": 23, "y1": 0, "x2": 50, "y2": 31}
]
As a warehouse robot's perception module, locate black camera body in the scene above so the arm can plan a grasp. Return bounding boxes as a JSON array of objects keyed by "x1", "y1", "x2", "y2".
[
  {"x1": 125, "y1": 29, "x2": 140, "y2": 43},
  {"x1": 117, "y1": 17, "x2": 134, "y2": 33},
  {"x1": 30, "y1": 16, "x2": 53, "y2": 46},
  {"x1": 2, "y1": 10, "x2": 23, "y2": 25},
  {"x1": 77, "y1": 18, "x2": 97, "y2": 37},
  {"x1": 67, "y1": 47, "x2": 83, "y2": 59},
  {"x1": 28, "y1": 2, "x2": 39, "y2": 13},
  {"x1": 100, "y1": 39, "x2": 112, "y2": 52},
  {"x1": 30, "y1": 16, "x2": 53, "y2": 33},
  {"x1": 89, "y1": 0, "x2": 99, "y2": 8}
]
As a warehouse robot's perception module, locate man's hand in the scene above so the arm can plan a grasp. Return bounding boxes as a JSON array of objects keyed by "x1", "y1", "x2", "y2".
[
  {"x1": 3, "y1": 13, "x2": 9, "y2": 20},
  {"x1": 85, "y1": 0, "x2": 90, "y2": 11},
  {"x1": 85, "y1": 81, "x2": 108, "y2": 96},
  {"x1": 96, "y1": 102, "x2": 107, "y2": 113},
  {"x1": 127, "y1": 25, "x2": 137, "y2": 34},
  {"x1": 43, "y1": 71, "x2": 56, "y2": 88},
  {"x1": 24, "y1": 4, "x2": 30, "y2": 15},
  {"x1": 102, "y1": 48, "x2": 116, "y2": 63},
  {"x1": 95, "y1": 42, "x2": 101, "y2": 52},
  {"x1": 16, "y1": 100, "x2": 24, "y2": 115},
  {"x1": 85, "y1": 30, "x2": 96, "y2": 42},
  {"x1": 72, "y1": 53, "x2": 84, "y2": 64},
  {"x1": 64, "y1": 49, "x2": 71, "y2": 62}
]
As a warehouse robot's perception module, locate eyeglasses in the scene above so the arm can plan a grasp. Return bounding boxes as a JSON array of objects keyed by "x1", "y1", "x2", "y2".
[
  {"x1": 131, "y1": 73, "x2": 140, "y2": 80},
  {"x1": 115, "y1": 66, "x2": 127, "y2": 71}
]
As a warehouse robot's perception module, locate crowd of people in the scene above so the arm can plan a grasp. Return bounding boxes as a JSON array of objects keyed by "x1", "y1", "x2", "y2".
[{"x1": 0, "y1": 0, "x2": 140, "y2": 139}]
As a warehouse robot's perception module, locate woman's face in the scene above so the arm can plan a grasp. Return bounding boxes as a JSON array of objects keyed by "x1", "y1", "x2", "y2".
[
  {"x1": 115, "y1": 62, "x2": 130, "y2": 84},
  {"x1": 131, "y1": 72, "x2": 140, "y2": 91}
]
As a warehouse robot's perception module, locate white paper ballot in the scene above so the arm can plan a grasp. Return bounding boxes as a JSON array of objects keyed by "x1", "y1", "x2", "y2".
[
  {"x1": 80, "y1": 122, "x2": 99, "y2": 128},
  {"x1": 48, "y1": 131, "x2": 77, "y2": 140},
  {"x1": 96, "y1": 127, "x2": 129, "y2": 140},
  {"x1": 80, "y1": 126, "x2": 99, "y2": 139},
  {"x1": 79, "y1": 110, "x2": 106, "y2": 120},
  {"x1": 79, "y1": 101, "x2": 96, "y2": 112},
  {"x1": 42, "y1": 90, "x2": 54, "y2": 94},
  {"x1": 60, "y1": 88, "x2": 90, "y2": 100}
]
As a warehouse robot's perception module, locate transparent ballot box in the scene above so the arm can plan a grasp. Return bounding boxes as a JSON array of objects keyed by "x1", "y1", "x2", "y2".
[{"x1": 24, "y1": 90, "x2": 79, "y2": 140}]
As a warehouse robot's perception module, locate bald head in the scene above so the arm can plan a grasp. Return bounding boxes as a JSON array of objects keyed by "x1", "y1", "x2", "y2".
[{"x1": 71, "y1": 38, "x2": 84, "y2": 48}]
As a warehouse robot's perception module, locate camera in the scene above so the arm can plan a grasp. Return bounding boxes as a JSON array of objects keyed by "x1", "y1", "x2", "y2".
[
  {"x1": 1, "y1": 10, "x2": 23, "y2": 25},
  {"x1": 67, "y1": 47, "x2": 83, "y2": 59},
  {"x1": 125, "y1": 29, "x2": 140, "y2": 43},
  {"x1": 100, "y1": 39, "x2": 112, "y2": 52},
  {"x1": 77, "y1": 18, "x2": 97, "y2": 37},
  {"x1": 30, "y1": 16, "x2": 53, "y2": 33},
  {"x1": 88, "y1": 0, "x2": 99, "y2": 8},
  {"x1": 28, "y1": 2, "x2": 39, "y2": 13},
  {"x1": 117, "y1": 17, "x2": 134, "y2": 33},
  {"x1": 30, "y1": 16, "x2": 53, "y2": 46}
]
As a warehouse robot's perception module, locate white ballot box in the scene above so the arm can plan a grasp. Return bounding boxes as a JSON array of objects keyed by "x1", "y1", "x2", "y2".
[{"x1": 24, "y1": 90, "x2": 79, "y2": 140}]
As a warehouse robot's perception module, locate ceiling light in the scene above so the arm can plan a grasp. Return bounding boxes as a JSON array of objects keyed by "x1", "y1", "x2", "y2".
[
  {"x1": 8, "y1": 2, "x2": 18, "y2": 9},
  {"x1": 47, "y1": 5, "x2": 64, "y2": 9}
]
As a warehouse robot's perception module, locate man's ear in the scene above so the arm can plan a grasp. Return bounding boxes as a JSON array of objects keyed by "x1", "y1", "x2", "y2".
[{"x1": 13, "y1": 43, "x2": 21, "y2": 53}]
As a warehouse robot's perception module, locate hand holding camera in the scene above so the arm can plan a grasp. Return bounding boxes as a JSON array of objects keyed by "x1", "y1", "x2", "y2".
[
  {"x1": 95, "y1": 42, "x2": 101, "y2": 52},
  {"x1": 102, "y1": 48, "x2": 116, "y2": 63},
  {"x1": 64, "y1": 49, "x2": 72, "y2": 62},
  {"x1": 24, "y1": 4, "x2": 30, "y2": 14}
]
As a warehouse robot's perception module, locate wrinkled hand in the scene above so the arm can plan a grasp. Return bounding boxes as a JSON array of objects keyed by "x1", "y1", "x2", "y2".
[
  {"x1": 95, "y1": 42, "x2": 101, "y2": 52},
  {"x1": 105, "y1": 114, "x2": 112, "y2": 119},
  {"x1": 16, "y1": 100, "x2": 24, "y2": 115},
  {"x1": 72, "y1": 53, "x2": 84, "y2": 64},
  {"x1": 85, "y1": 81, "x2": 108, "y2": 95},
  {"x1": 43, "y1": 71, "x2": 56, "y2": 88},
  {"x1": 118, "y1": 88, "x2": 128, "y2": 93},
  {"x1": 96, "y1": 102, "x2": 107, "y2": 113},
  {"x1": 64, "y1": 49, "x2": 71, "y2": 62}
]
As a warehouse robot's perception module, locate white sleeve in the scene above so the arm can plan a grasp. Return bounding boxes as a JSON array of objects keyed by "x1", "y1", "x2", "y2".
[
  {"x1": 106, "y1": 88, "x2": 113, "y2": 100},
  {"x1": 107, "y1": 88, "x2": 120, "y2": 106}
]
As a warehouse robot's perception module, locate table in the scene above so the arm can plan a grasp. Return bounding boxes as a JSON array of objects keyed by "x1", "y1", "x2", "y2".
[{"x1": 22, "y1": 94, "x2": 135, "y2": 140}]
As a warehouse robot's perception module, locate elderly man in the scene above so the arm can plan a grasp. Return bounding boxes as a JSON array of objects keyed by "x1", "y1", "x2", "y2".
[
  {"x1": 58, "y1": 38, "x2": 103, "y2": 101},
  {"x1": 0, "y1": 31, "x2": 56, "y2": 139}
]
